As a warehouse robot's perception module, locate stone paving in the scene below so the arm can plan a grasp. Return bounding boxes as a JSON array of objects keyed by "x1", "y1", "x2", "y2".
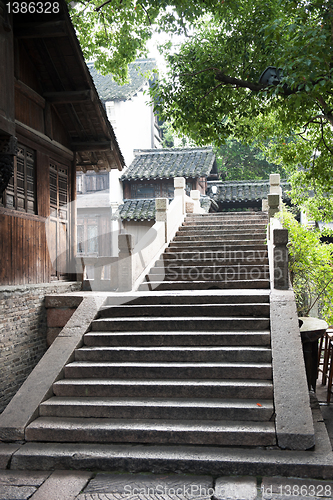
[
  {"x1": 1, "y1": 469, "x2": 333, "y2": 500},
  {"x1": 1, "y1": 373, "x2": 333, "y2": 500}
]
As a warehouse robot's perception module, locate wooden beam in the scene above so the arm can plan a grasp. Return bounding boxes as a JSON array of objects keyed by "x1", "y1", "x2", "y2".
[
  {"x1": 15, "y1": 79, "x2": 45, "y2": 108},
  {"x1": 72, "y1": 141, "x2": 112, "y2": 152},
  {"x1": 44, "y1": 90, "x2": 94, "y2": 104},
  {"x1": 14, "y1": 21, "x2": 67, "y2": 38}
]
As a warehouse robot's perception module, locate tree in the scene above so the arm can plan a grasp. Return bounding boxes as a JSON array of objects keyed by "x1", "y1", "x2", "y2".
[
  {"x1": 149, "y1": 0, "x2": 333, "y2": 219},
  {"x1": 277, "y1": 207, "x2": 333, "y2": 324},
  {"x1": 215, "y1": 138, "x2": 286, "y2": 181},
  {"x1": 65, "y1": 0, "x2": 221, "y2": 81},
  {"x1": 68, "y1": 0, "x2": 333, "y2": 218}
]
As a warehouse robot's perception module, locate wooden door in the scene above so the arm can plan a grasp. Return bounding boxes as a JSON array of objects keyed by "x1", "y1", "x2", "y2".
[{"x1": 49, "y1": 161, "x2": 70, "y2": 279}]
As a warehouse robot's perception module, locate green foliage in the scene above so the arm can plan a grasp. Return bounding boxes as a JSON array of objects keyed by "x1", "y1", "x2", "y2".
[
  {"x1": 160, "y1": 122, "x2": 174, "y2": 148},
  {"x1": 65, "y1": 0, "x2": 225, "y2": 81},
  {"x1": 67, "y1": 0, "x2": 333, "y2": 218},
  {"x1": 149, "y1": 0, "x2": 333, "y2": 216},
  {"x1": 277, "y1": 207, "x2": 333, "y2": 324},
  {"x1": 214, "y1": 138, "x2": 286, "y2": 181}
]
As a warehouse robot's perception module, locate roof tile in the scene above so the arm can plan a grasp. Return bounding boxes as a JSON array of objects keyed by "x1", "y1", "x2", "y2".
[
  {"x1": 87, "y1": 59, "x2": 156, "y2": 101},
  {"x1": 121, "y1": 147, "x2": 216, "y2": 181}
]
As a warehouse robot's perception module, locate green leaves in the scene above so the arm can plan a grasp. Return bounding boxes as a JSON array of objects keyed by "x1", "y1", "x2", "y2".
[{"x1": 277, "y1": 207, "x2": 333, "y2": 324}]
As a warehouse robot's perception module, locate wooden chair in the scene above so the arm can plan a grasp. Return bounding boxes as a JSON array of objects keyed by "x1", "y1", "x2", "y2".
[{"x1": 317, "y1": 329, "x2": 333, "y2": 404}]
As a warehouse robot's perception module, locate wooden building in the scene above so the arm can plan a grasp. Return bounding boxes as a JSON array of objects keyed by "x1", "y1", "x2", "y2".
[{"x1": 0, "y1": 0, "x2": 124, "y2": 286}]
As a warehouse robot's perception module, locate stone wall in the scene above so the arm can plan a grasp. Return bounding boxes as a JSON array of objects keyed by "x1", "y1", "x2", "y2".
[{"x1": 0, "y1": 282, "x2": 81, "y2": 413}]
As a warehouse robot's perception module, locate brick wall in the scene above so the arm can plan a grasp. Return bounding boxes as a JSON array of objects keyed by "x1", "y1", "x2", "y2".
[{"x1": 0, "y1": 282, "x2": 81, "y2": 413}]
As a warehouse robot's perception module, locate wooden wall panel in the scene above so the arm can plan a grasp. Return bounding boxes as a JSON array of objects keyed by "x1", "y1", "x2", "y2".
[
  {"x1": 51, "y1": 107, "x2": 71, "y2": 149},
  {"x1": 0, "y1": 212, "x2": 51, "y2": 285},
  {"x1": 36, "y1": 151, "x2": 51, "y2": 218},
  {"x1": 15, "y1": 88, "x2": 44, "y2": 134}
]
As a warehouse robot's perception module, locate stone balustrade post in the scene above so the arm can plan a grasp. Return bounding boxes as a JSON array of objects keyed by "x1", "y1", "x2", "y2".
[
  {"x1": 155, "y1": 197, "x2": 168, "y2": 242},
  {"x1": 190, "y1": 190, "x2": 201, "y2": 213},
  {"x1": 273, "y1": 228, "x2": 289, "y2": 290},
  {"x1": 270, "y1": 173, "x2": 282, "y2": 197},
  {"x1": 174, "y1": 176, "x2": 186, "y2": 214},
  {"x1": 118, "y1": 233, "x2": 134, "y2": 291},
  {"x1": 268, "y1": 193, "x2": 280, "y2": 220}
]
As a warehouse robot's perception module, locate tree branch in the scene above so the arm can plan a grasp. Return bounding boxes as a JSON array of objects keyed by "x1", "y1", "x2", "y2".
[
  {"x1": 95, "y1": 0, "x2": 113, "y2": 12},
  {"x1": 214, "y1": 70, "x2": 266, "y2": 91}
]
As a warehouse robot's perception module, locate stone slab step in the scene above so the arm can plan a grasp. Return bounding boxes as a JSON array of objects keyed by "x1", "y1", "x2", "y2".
[
  {"x1": 145, "y1": 270, "x2": 269, "y2": 283},
  {"x1": 91, "y1": 317, "x2": 270, "y2": 332},
  {"x1": 161, "y1": 250, "x2": 268, "y2": 262},
  {"x1": 75, "y1": 346, "x2": 272, "y2": 363},
  {"x1": 98, "y1": 303, "x2": 270, "y2": 318},
  {"x1": 83, "y1": 330, "x2": 271, "y2": 347},
  {"x1": 185, "y1": 213, "x2": 268, "y2": 220},
  {"x1": 138, "y1": 280, "x2": 270, "y2": 291},
  {"x1": 11, "y1": 440, "x2": 333, "y2": 477},
  {"x1": 173, "y1": 233, "x2": 266, "y2": 242},
  {"x1": 149, "y1": 263, "x2": 270, "y2": 273},
  {"x1": 39, "y1": 397, "x2": 274, "y2": 421},
  {"x1": 64, "y1": 361, "x2": 272, "y2": 380},
  {"x1": 104, "y1": 291, "x2": 270, "y2": 306},
  {"x1": 157, "y1": 259, "x2": 269, "y2": 268},
  {"x1": 180, "y1": 223, "x2": 267, "y2": 231},
  {"x1": 167, "y1": 241, "x2": 267, "y2": 249},
  {"x1": 25, "y1": 417, "x2": 276, "y2": 446},
  {"x1": 53, "y1": 378, "x2": 274, "y2": 399}
]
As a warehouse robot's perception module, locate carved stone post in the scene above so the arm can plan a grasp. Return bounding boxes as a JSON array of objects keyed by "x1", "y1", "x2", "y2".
[
  {"x1": 273, "y1": 228, "x2": 289, "y2": 290},
  {"x1": 0, "y1": 135, "x2": 17, "y2": 195},
  {"x1": 174, "y1": 177, "x2": 186, "y2": 214},
  {"x1": 190, "y1": 190, "x2": 201, "y2": 213},
  {"x1": 118, "y1": 233, "x2": 134, "y2": 291},
  {"x1": 155, "y1": 198, "x2": 168, "y2": 241},
  {"x1": 268, "y1": 193, "x2": 280, "y2": 222}
]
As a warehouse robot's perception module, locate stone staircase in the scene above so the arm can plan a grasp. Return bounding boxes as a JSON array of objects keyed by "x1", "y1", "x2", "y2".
[
  {"x1": 139, "y1": 211, "x2": 270, "y2": 290},
  {"x1": 23, "y1": 211, "x2": 276, "y2": 448}
]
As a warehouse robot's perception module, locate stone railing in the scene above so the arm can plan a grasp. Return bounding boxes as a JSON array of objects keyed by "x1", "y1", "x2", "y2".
[
  {"x1": 79, "y1": 177, "x2": 203, "y2": 292},
  {"x1": 264, "y1": 173, "x2": 289, "y2": 290},
  {"x1": 264, "y1": 174, "x2": 315, "y2": 450}
]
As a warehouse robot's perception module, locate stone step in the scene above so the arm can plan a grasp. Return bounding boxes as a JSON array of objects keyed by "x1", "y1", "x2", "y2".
[
  {"x1": 138, "y1": 279, "x2": 270, "y2": 291},
  {"x1": 63, "y1": 361, "x2": 272, "y2": 380},
  {"x1": 173, "y1": 233, "x2": 266, "y2": 242},
  {"x1": 12, "y1": 438, "x2": 333, "y2": 476},
  {"x1": 39, "y1": 397, "x2": 274, "y2": 421},
  {"x1": 185, "y1": 213, "x2": 267, "y2": 219},
  {"x1": 75, "y1": 346, "x2": 272, "y2": 363},
  {"x1": 145, "y1": 269, "x2": 269, "y2": 283},
  {"x1": 83, "y1": 330, "x2": 271, "y2": 347},
  {"x1": 90, "y1": 317, "x2": 270, "y2": 332},
  {"x1": 150, "y1": 263, "x2": 270, "y2": 272},
  {"x1": 167, "y1": 240, "x2": 267, "y2": 249},
  {"x1": 104, "y1": 290, "x2": 270, "y2": 306},
  {"x1": 25, "y1": 417, "x2": 276, "y2": 446},
  {"x1": 160, "y1": 250, "x2": 268, "y2": 262},
  {"x1": 53, "y1": 378, "x2": 274, "y2": 399},
  {"x1": 180, "y1": 223, "x2": 267, "y2": 230},
  {"x1": 98, "y1": 303, "x2": 270, "y2": 319}
]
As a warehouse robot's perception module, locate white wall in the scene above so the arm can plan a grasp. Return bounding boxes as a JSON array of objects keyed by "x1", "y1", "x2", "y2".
[{"x1": 123, "y1": 220, "x2": 155, "y2": 246}]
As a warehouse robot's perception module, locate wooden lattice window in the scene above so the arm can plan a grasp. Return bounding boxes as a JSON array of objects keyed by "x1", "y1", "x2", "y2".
[
  {"x1": 0, "y1": 144, "x2": 36, "y2": 214},
  {"x1": 49, "y1": 162, "x2": 69, "y2": 279}
]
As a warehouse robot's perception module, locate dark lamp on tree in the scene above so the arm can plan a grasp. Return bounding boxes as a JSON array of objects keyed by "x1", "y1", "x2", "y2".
[{"x1": 259, "y1": 67, "x2": 283, "y2": 86}]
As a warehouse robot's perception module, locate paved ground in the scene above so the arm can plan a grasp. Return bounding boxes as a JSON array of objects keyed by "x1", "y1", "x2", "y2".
[{"x1": 0, "y1": 383, "x2": 332, "y2": 500}]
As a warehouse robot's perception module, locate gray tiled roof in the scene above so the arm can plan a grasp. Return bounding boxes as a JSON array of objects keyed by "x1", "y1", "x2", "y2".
[
  {"x1": 117, "y1": 196, "x2": 213, "y2": 221},
  {"x1": 87, "y1": 59, "x2": 156, "y2": 101},
  {"x1": 117, "y1": 198, "x2": 160, "y2": 221},
  {"x1": 207, "y1": 180, "x2": 291, "y2": 202},
  {"x1": 121, "y1": 147, "x2": 216, "y2": 181}
]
